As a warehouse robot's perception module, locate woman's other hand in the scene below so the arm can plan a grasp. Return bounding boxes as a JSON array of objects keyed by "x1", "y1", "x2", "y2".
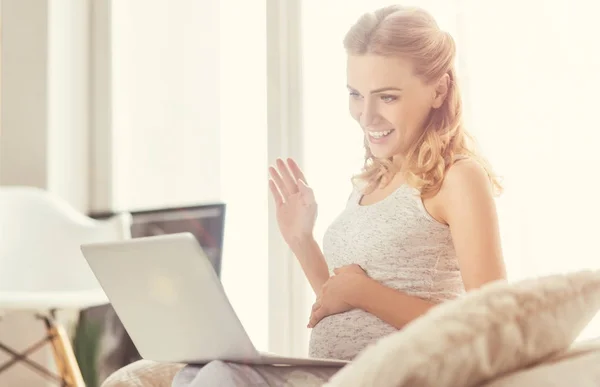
[{"x1": 307, "y1": 264, "x2": 369, "y2": 328}]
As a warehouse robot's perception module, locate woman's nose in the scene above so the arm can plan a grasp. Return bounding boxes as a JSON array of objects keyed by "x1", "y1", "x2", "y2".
[{"x1": 360, "y1": 102, "x2": 378, "y2": 127}]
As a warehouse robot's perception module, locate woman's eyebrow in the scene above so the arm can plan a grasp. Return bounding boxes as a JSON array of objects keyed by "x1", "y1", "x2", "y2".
[
  {"x1": 370, "y1": 87, "x2": 403, "y2": 94},
  {"x1": 346, "y1": 85, "x2": 403, "y2": 94}
]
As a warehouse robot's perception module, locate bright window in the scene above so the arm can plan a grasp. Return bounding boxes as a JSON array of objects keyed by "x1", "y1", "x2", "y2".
[
  {"x1": 218, "y1": 0, "x2": 269, "y2": 351},
  {"x1": 299, "y1": 0, "x2": 600, "y2": 343},
  {"x1": 108, "y1": 0, "x2": 270, "y2": 350}
]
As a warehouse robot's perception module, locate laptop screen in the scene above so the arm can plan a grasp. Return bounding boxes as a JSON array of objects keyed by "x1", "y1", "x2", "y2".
[{"x1": 129, "y1": 203, "x2": 226, "y2": 277}]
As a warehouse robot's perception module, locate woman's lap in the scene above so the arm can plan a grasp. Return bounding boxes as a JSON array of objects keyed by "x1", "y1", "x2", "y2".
[
  {"x1": 172, "y1": 362, "x2": 342, "y2": 387},
  {"x1": 102, "y1": 359, "x2": 184, "y2": 387}
]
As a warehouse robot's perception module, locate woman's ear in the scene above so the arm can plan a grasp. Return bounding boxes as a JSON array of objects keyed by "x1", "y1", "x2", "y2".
[{"x1": 432, "y1": 73, "x2": 450, "y2": 108}]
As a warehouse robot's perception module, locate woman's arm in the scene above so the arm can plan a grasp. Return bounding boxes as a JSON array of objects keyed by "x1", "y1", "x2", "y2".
[
  {"x1": 340, "y1": 160, "x2": 507, "y2": 328},
  {"x1": 348, "y1": 277, "x2": 437, "y2": 329},
  {"x1": 268, "y1": 157, "x2": 331, "y2": 298},
  {"x1": 290, "y1": 237, "x2": 330, "y2": 298},
  {"x1": 439, "y1": 159, "x2": 507, "y2": 289}
]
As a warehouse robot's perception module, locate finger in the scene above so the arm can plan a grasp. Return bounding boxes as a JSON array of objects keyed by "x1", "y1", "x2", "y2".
[
  {"x1": 337, "y1": 264, "x2": 363, "y2": 274},
  {"x1": 276, "y1": 158, "x2": 299, "y2": 195},
  {"x1": 297, "y1": 179, "x2": 316, "y2": 206},
  {"x1": 287, "y1": 158, "x2": 307, "y2": 184},
  {"x1": 269, "y1": 166, "x2": 290, "y2": 198},
  {"x1": 288, "y1": 159, "x2": 315, "y2": 201},
  {"x1": 297, "y1": 178, "x2": 308, "y2": 189},
  {"x1": 297, "y1": 178, "x2": 315, "y2": 198},
  {"x1": 311, "y1": 301, "x2": 321, "y2": 312},
  {"x1": 268, "y1": 179, "x2": 284, "y2": 206},
  {"x1": 333, "y1": 268, "x2": 340, "y2": 275},
  {"x1": 308, "y1": 308, "x2": 323, "y2": 328},
  {"x1": 308, "y1": 311, "x2": 317, "y2": 328},
  {"x1": 350, "y1": 264, "x2": 366, "y2": 273}
]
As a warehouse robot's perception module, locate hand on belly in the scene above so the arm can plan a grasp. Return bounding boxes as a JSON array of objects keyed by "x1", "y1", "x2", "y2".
[{"x1": 308, "y1": 264, "x2": 369, "y2": 328}]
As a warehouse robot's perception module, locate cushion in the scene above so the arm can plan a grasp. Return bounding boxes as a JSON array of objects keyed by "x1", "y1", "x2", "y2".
[
  {"x1": 324, "y1": 269, "x2": 600, "y2": 387},
  {"x1": 482, "y1": 338, "x2": 600, "y2": 387}
]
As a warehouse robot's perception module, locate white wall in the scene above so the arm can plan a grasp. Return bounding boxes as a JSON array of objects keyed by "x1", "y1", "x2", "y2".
[
  {"x1": 0, "y1": 1, "x2": 92, "y2": 385},
  {"x1": 1, "y1": 0, "x2": 50, "y2": 193},
  {"x1": 47, "y1": 0, "x2": 92, "y2": 212},
  {"x1": 0, "y1": 0, "x2": 91, "y2": 212}
]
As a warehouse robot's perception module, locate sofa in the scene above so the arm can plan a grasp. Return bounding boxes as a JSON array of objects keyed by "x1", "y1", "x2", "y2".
[{"x1": 102, "y1": 269, "x2": 600, "y2": 387}]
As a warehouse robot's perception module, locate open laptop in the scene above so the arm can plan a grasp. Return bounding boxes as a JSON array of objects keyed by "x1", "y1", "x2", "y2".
[{"x1": 80, "y1": 232, "x2": 348, "y2": 367}]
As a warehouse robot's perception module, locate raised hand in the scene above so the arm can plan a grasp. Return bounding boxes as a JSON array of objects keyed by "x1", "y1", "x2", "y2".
[{"x1": 268, "y1": 158, "x2": 317, "y2": 246}]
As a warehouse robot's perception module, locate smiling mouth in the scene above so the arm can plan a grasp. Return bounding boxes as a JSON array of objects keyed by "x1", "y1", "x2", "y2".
[{"x1": 368, "y1": 129, "x2": 395, "y2": 139}]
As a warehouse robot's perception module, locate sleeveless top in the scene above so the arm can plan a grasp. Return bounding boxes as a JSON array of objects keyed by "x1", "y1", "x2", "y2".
[{"x1": 307, "y1": 183, "x2": 465, "y2": 361}]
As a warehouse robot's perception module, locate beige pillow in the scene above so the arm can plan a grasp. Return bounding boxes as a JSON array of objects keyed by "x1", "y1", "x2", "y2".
[{"x1": 324, "y1": 270, "x2": 600, "y2": 387}]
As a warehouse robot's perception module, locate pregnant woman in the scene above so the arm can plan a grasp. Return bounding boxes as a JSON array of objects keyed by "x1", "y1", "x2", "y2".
[{"x1": 103, "y1": 4, "x2": 507, "y2": 387}]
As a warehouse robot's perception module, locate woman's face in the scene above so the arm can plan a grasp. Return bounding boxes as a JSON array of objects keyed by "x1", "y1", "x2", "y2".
[{"x1": 347, "y1": 55, "x2": 442, "y2": 160}]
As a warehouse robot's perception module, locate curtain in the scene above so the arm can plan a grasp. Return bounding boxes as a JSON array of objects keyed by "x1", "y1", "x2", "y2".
[{"x1": 300, "y1": 0, "x2": 600, "y2": 343}]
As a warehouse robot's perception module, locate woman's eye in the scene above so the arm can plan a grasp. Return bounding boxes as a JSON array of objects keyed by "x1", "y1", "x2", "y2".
[
  {"x1": 349, "y1": 91, "x2": 362, "y2": 99},
  {"x1": 380, "y1": 95, "x2": 397, "y2": 103}
]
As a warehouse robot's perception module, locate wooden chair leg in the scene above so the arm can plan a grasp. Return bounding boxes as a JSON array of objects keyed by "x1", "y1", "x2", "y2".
[{"x1": 44, "y1": 316, "x2": 86, "y2": 387}]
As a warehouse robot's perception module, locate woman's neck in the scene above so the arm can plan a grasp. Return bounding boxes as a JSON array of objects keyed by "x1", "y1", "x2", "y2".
[{"x1": 391, "y1": 154, "x2": 406, "y2": 171}]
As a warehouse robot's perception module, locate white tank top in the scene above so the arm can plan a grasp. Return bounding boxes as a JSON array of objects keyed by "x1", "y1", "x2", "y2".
[{"x1": 308, "y1": 184, "x2": 465, "y2": 360}]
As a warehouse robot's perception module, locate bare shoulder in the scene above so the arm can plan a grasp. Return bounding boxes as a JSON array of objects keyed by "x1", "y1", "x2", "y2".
[
  {"x1": 443, "y1": 158, "x2": 492, "y2": 192},
  {"x1": 437, "y1": 158, "x2": 495, "y2": 222}
]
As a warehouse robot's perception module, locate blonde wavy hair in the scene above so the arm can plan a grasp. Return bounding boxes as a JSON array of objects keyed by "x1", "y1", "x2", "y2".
[{"x1": 344, "y1": 5, "x2": 502, "y2": 198}]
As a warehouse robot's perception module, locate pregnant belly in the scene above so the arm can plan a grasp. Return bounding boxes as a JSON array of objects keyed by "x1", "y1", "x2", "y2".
[{"x1": 308, "y1": 308, "x2": 398, "y2": 361}]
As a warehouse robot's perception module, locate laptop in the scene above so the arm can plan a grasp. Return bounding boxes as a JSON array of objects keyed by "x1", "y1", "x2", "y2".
[{"x1": 80, "y1": 232, "x2": 349, "y2": 367}]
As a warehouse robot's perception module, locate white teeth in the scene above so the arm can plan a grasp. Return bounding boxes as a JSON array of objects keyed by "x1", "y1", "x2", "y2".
[{"x1": 369, "y1": 129, "x2": 393, "y2": 139}]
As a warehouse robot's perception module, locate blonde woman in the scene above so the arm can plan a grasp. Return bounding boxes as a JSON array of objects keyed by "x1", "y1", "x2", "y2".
[{"x1": 103, "y1": 5, "x2": 507, "y2": 387}]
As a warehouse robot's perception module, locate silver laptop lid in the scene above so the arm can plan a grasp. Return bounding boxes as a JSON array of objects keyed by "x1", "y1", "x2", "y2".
[{"x1": 81, "y1": 233, "x2": 257, "y2": 363}]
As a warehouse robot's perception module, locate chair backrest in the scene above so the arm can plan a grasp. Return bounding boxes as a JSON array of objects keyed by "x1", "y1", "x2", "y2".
[{"x1": 0, "y1": 186, "x2": 132, "y2": 293}]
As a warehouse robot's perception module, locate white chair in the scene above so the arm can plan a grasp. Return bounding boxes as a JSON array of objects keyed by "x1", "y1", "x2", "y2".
[{"x1": 0, "y1": 186, "x2": 132, "y2": 387}]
